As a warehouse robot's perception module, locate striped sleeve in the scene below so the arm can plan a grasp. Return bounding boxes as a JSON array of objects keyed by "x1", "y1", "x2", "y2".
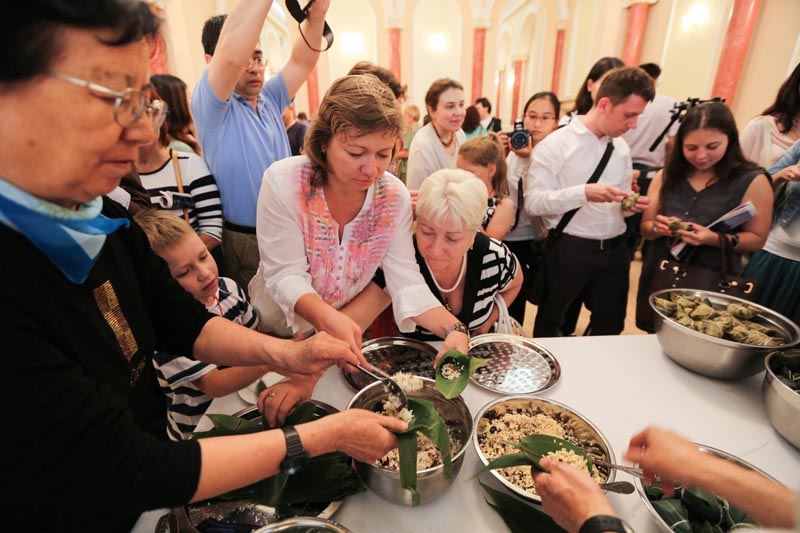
[
  {"x1": 217, "y1": 277, "x2": 259, "y2": 330},
  {"x1": 183, "y1": 154, "x2": 223, "y2": 242}
]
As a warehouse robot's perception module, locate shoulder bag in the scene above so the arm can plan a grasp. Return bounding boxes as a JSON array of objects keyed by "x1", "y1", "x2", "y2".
[{"x1": 526, "y1": 140, "x2": 614, "y2": 304}]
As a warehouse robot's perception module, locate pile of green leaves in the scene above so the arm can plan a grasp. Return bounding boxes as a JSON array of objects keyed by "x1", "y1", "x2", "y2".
[
  {"x1": 393, "y1": 397, "x2": 453, "y2": 506},
  {"x1": 644, "y1": 481, "x2": 758, "y2": 533},
  {"x1": 480, "y1": 480, "x2": 566, "y2": 533},
  {"x1": 191, "y1": 402, "x2": 365, "y2": 513},
  {"x1": 473, "y1": 434, "x2": 593, "y2": 478},
  {"x1": 435, "y1": 350, "x2": 489, "y2": 399},
  {"x1": 769, "y1": 351, "x2": 800, "y2": 392}
]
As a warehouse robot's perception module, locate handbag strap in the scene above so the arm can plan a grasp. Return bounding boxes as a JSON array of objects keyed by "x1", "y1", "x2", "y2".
[
  {"x1": 170, "y1": 150, "x2": 190, "y2": 224},
  {"x1": 551, "y1": 140, "x2": 614, "y2": 238}
]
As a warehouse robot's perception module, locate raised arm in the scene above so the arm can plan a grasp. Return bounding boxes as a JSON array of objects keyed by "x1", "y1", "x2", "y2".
[
  {"x1": 282, "y1": 0, "x2": 331, "y2": 98},
  {"x1": 206, "y1": 0, "x2": 274, "y2": 102}
]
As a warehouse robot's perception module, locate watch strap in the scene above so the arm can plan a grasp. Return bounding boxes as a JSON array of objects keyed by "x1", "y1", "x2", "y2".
[
  {"x1": 579, "y1": 515, "x2": 628, "y2": 533},
  {"x1": 280, "y1": 425, "x2": 308, "y2": 474},
  {"x1": 446, "y1": 321, "x2": 468, "y2": 336}
]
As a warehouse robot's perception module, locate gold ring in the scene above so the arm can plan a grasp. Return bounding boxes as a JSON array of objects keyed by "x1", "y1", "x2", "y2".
[{"x1": 267, "y1": 391, "x2": 276, "y2": 398}]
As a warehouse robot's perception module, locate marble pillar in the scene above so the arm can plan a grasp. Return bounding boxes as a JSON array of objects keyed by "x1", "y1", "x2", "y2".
[
  {"x1": 389, "y1": 27, "x2": 402, "y2": 82},
  {"x1": 711, "y1": 0, "x2": 761, "y2": 106},
  {"x1": 472, "y1": 27, "x2": 487, "y2": 103},
  {"x1": 622, "y1": 1, "x2": 651, "y2": 66},
  {"x1": 307, "y1": 66, "x2": 320, "y2": 118},
  {"x1": 551, "y1": 21, "x2": 567, "y2": 94}
]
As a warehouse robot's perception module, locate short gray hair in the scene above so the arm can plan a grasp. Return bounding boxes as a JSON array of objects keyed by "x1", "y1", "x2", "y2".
[{"x1": 416, "y1": 169, "x2": 488, "y2": 232}]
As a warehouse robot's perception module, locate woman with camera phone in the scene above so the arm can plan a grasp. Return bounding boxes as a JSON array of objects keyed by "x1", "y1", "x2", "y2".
[
  {"x1": 406, "y1": 78, "x2": 467, "y2": 191},
  {"x1": 500, "y1": 91, "x2": 561, "y2": 323}
]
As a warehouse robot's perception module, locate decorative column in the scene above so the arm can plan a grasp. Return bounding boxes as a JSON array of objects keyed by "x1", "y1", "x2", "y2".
[
  {"x1": 495, "y1": 68, "x2": 504, "y2": 121},
  {"x1": 307, "y1": 66, "x2": 320, "y2": 118},
  {"x1": 621, "y1": 1, "x2": 656, "y2": 66},
  {"x1": 551, "y1": 20, "x2": 567, "y2": 94},
  {"x1": 510, "y1": 57, "x2": 526, "y2": 122},
  {"x1": 711, "y1": 0, "x2": 762, "y2": 106},
  {"x1": 388, "y1": 28, "x2": 402, "y2": 82},
  {"x1": 471, "y1": 27, "x2": 488, "y2": 103},
  {"x1": 146, "y1": 1, "x2": 168, "y2": 74}
]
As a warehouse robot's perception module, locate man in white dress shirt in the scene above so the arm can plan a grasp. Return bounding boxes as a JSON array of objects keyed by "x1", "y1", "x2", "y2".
[
  {"x1": 475, "y1": 97, "x2": 502, "y2": 133},
  {"x1": 526, "y1": 67, "x2": 655, "y2": 337}
]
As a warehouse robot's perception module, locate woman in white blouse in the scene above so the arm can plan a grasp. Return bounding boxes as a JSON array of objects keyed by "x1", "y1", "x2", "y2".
[
  {"x1": 406, "y1": 78, "x2": 467, "y2": 190},
  {"x1": 249, "y1": 75, "x2": 469, "y2": 358}
]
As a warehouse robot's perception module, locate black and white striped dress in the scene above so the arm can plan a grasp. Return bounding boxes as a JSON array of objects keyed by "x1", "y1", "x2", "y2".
[
  {"x1": 410, "y1": 232, "x2": 518, "y2": 338},
  {"x1": 140, "y1": 149, "x2": 223, "y2": 242}
]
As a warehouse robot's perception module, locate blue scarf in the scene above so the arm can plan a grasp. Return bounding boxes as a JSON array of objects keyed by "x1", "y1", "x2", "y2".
[{"x1": 0, "y1": 178, "x2": 130, "y2": 284}]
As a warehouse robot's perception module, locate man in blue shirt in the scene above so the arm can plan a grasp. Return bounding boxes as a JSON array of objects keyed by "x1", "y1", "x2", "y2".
[{"x1": 192, "y1": 0, "x2": 330, "y2": 292}]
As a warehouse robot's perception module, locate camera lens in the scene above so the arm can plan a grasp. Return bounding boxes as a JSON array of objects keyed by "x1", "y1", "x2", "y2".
[{"x1": 510, "y1": 130, "x2": 530, "y2": 150}]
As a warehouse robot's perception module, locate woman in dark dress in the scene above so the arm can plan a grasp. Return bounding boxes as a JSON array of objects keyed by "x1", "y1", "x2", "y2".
[{"x1": 635, "y1": 102, "x2": 773, "y2": 332}]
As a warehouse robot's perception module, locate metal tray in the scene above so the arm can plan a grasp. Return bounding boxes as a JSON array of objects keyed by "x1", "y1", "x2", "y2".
[
  {"x1": 468, "y1": 334, "x2": 561, "y2": 394},
  {"x1": 343, "y1": 336, "x2": 438, "y2": 391},
  {"x1": 472, "y1": 396, "x2": 615, "y2": 504}
]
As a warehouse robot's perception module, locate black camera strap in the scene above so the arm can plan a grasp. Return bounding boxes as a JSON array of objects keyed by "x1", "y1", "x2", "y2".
[
  {"x1": 285, "y1": 0, "x2": 334, "y2": 52},
  {"x1": 550, "y1": 139, "x2": 614, "y2": 239}
]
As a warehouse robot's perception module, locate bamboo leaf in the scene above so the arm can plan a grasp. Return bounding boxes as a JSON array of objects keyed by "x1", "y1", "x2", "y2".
[
  {"x1": 395, "y1": 398, "x2": 452, "y2": 506},
  {"x1": 652, "y1": 499, "x2": 693, "y2": 533},
  {"x1": 681, "y1": 486, "x2": 722, "y2": 523},
  {"x1": 479, "y1": 480, "x2": 566, "y2": 533},
  {"x1": 435, "y1": 350, "x2": 489, "y2": 399},
  {"x1": 471, "y1": 453, "x2": 531, "y2": 479},
  {"x1": 206, "y1": 413, "x2": 263, "y2": 434},
  {"x1": 512, "y1": 434, "x2": 593, "y2": 474}
]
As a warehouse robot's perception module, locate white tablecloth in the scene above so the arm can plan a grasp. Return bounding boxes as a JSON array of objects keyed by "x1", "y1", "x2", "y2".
[{"x1": 134, "y1": 334, "x2": 800, "y2": 532}]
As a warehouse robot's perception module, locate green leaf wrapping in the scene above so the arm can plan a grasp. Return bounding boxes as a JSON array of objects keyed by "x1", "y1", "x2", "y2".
[
  {"x1": 652, "y1": 499, "x2": 692, "y2": 533},
  {"x1": 514, "y1": 434, "x2": 593, "y2": 473},
  {"x1": 191, "y1": 402, "x2": 365, "y2": 508},
  {"x1": 471, "y1": 453, "x2": 532, "y2": 479},
  {"x1": 435, "y1": 350, "x2": 489, "y2": 399},
  {"x1": 479, "y1": 480, "x2": 566, "y2": 533},
  {"x1": 681, "y1": 486, "x2": 722, "y2": 523},
  {"x1": 395, "y1": 398, "x2": 453, "y2": 506}
]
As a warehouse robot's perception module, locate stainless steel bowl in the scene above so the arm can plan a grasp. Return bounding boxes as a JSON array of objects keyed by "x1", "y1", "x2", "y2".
[
  {"x1": 253, "y1": 517, "x2": 354, "y2": 532},
  {"x1": 763, "y1": 350, "x2": 800, "y2": 449},
  {"x1": 634, "y1": 443, "x2": 776, "y2": 533},
  {"x1": 472, "y1": 396, "x2": 616, "y2": 504},
  {"x1": 650, "y1": 289, "x2": 800, "y2": 379},
  {"x1": 346, "y1": 377, "x2": 472, "y2": 506}
]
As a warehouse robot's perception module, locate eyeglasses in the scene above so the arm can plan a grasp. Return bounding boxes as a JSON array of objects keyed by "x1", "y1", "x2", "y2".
[
  {"x1": 49, "y1": 72, "x2": 168, "y2": 132},
  {"x1": 245, "y1": 57, "x2": 266, "y2": 71},
  {"x1": 525, "y1": 114, "x2": 556, "y2": 123}
]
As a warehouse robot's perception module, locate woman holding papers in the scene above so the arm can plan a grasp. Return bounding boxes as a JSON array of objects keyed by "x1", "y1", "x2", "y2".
[{"x1": 635, "y1": 102, "x2": 773, "y2": 332}]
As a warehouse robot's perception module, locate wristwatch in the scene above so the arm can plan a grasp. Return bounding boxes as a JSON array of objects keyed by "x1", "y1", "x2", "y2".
[
  {"x1": 446, "y1": 321, "x2": 468, "y2": 337},
  {"x1": 280, "y1": 426, "x2": 310, "y2": 475},
  {"x1": 579, "y1": 515, "x2": 634, "y2": 533}
]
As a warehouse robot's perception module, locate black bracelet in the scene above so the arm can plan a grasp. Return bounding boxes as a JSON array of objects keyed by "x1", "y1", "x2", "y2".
[{"x1": 730, "y1": 232, "x2": 740, "y2": 250}]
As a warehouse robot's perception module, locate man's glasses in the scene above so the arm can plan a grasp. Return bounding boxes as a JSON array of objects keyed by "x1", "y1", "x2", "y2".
[
  {"x1": 49, "y1": 72, "x2": 168, "y2": 132},
  {"x1": 245, "y1": 57, "x2": 267, "y2": 71}
]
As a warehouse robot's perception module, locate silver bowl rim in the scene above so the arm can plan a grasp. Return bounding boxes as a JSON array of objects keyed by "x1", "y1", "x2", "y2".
[
  {"x1": 346, "y1": 377, "x2": 473, "y2": 474},
  {"x1": 467, "y1": 333, "x2": 562, "y2": 395},
  {"x1": 764, "y1": 350, "x2": 800, "y2": 395},
  {"x1": 649, "y1": 288, "x2": 800, "y2": 349},
  {"x1": 253, "y1": 516, "x2": 353, "y2": 533},
  {"x1": 633, "y1": 442, "x2": 778, "y2": 533},
  {"x1": 342, "y1": 337, "x2": 439, "y2": 393},
  {"x1": 471, "y1": 395, "x2": 617, "y2": 504}
]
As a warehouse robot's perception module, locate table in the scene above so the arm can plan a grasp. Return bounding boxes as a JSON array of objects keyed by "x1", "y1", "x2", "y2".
[{"x1": 134, "y1": 334, "x2": 800, "y2": 532}]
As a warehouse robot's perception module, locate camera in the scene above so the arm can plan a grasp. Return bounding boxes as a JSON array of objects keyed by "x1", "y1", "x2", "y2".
[{"x1": 509, "y1": 119, "x2": 530, "y2": 150}]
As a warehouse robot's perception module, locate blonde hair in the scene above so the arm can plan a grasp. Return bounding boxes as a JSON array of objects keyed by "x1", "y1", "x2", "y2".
[
  {"x1": 416, "y1": 169, "x2": 488, "y2": 232},
  {"x1": 458, "y1": 132, "x2": 509, "y2": 199},
  {"x1": 134, "y1": 209, "x2": 194, "y2": 254},
  {"x1": 305, "y1": 74, "x2": 403, "y2": 187},
  {"x1": 403, "y1": 104, "x2": 420, "y2": 122}
]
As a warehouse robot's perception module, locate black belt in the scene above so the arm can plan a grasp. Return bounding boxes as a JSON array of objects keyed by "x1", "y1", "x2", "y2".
[
  {"x1": 557, "y1": 232, "x2": 625, "y2": 251},
  {"x1": 223, "y1": 221, "x2": 257, "y2": 234}
]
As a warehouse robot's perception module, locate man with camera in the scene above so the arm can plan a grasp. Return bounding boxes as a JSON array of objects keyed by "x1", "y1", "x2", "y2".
[{"x1": 525, "y1": 67, "x2": 654, "y2": 337}]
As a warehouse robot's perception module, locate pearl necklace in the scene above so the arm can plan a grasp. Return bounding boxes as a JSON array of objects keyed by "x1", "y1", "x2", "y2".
[{"x1": 424, "y1": 253, "x2": 467, "y2": 294}]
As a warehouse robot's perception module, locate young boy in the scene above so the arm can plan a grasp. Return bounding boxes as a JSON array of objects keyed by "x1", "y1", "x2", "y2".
[{"x1": 135, "y1": 210, "x2": 276, "y2": 440}]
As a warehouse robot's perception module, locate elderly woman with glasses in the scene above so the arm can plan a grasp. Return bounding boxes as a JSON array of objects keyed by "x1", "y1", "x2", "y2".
[{"x1": 0, "y1": 1, "x2": 405, "y2": 530}]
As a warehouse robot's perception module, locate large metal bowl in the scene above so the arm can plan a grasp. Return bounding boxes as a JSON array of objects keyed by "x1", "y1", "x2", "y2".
[
  {"x1": 634, "y1": 443, "x2": 776, "y2": 533},
  {"x1": 650, "y1": 289, "x2": 800, "y2": 379},
  {"x1": 253, "y1": 517, "x2": 353, "y2": 532},
  {"x1": 472, "y1": 396, "x2": 616, "y2": 504},
  {"x1": 346, "y1": 378, "x2": 472, "y2": 506},
  {"x1": 763, "y1": 350, "x2": 800, "y2": 449}
]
